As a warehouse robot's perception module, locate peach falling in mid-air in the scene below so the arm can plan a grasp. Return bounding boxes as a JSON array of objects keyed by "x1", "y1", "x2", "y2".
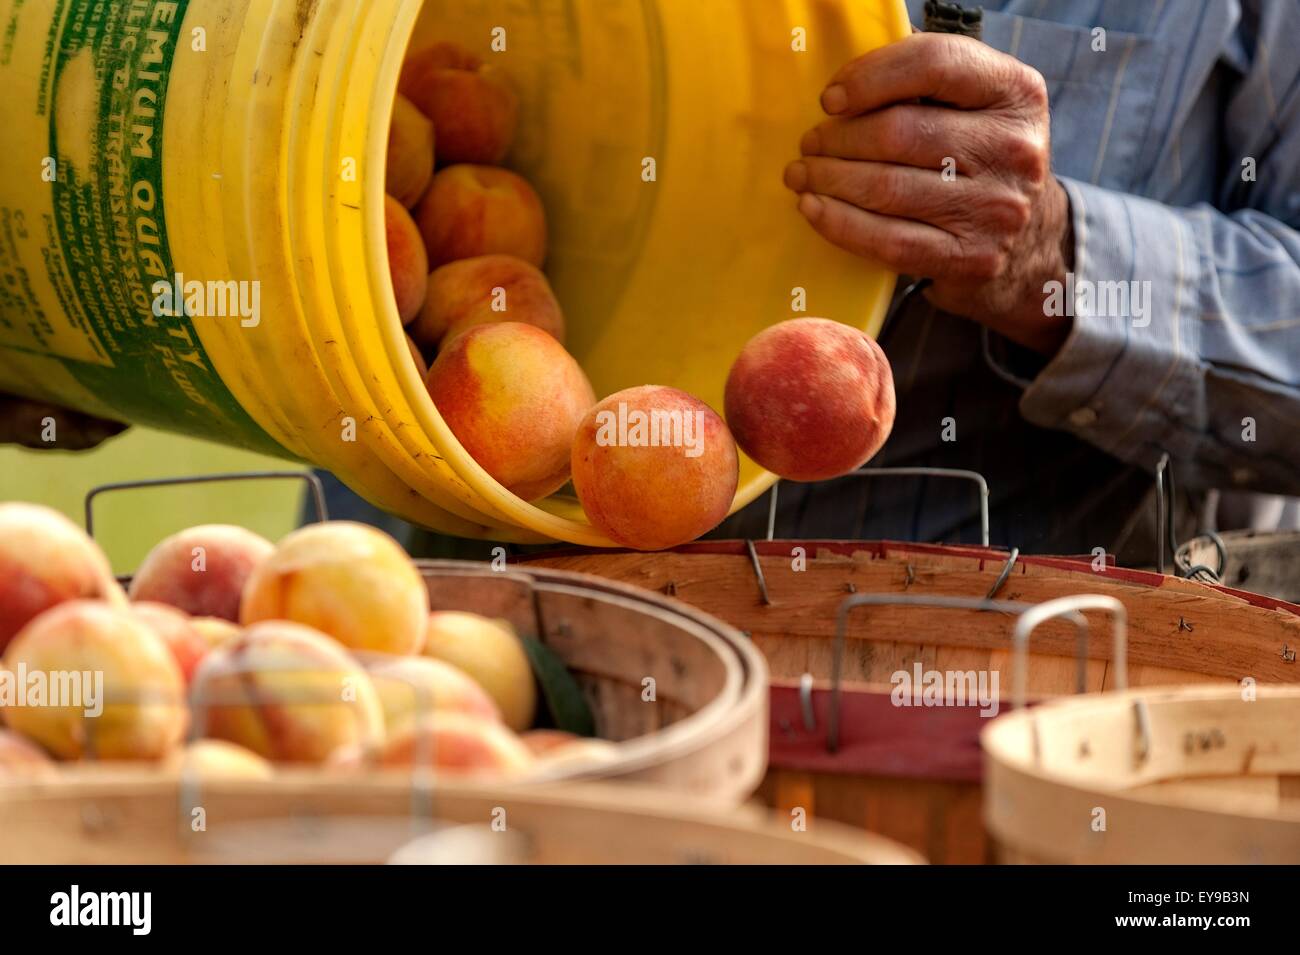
[
  {"x1": 571, "y1": 386, "x2": 740, "y2": 551},
  {"x1": 724, "y1": 318, "x2": 896, "y2": 482}
]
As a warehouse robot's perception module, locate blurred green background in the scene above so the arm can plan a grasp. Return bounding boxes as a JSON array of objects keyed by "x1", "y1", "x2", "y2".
[{"x1": 0, "y1": 427, "x2": 305, "y2": 575}]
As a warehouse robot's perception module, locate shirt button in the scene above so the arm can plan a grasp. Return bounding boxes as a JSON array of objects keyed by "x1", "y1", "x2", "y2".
[{"x1": 1068, "y1": 407, "x2": 1098, "y2": 428}]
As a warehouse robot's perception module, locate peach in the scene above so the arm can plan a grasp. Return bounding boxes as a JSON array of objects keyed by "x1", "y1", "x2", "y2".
[
  {"x1": 411, "y1": 254, "x2": 565, "y2": 351},
  {"x1": 365, "y1": 655, "x2": 501, "y2": 735},
  {"x1": 0, "y1": 728, "x2": 56, "y2": 779},
  {"x1": 405, "y1": 332, "x2": 429, "y2": 379},
  {"x1": 724, "y1": 318, "x2": 896, "y2": 481},
  {"x1": 421, "y1": 612, "x2": 537, "y2": 732},
  {"x1": 425, "y1": 322, "x2": 594, "y2": 500},
  {"x1": 0, "y1": 502, "x2": 123, "y2": 654},
  {"x1": 571, "y1": 386, "x2": 740, "y2": 550},
  {"x1": 127, "y1": 523, "x2": 273, "y2": 623},
  {"x1": 520, "y1": 728, "x2": 581, "y2": 757},
  {"x1": 530, "y1": 738, "x2": 620, "y2": 774},
  {"x1": 379, "y1": 712, "x2": 534, "y2": 777},
  {"x1": 131, "y1": 602, "x2": 211, "y2": 685},
  {"x1": 191, "y1": 616, "x2": 241, "y2": 649},
  {"x1": 190, "y1": 621, "x2": 384, "y2": 764},
  {"x1": 240, "y1": 521, "x2": 429, "y2": 656},
  {"x1": 386, "y1": 93, "x2": 435, "y2": 208},
  {"x1": 401, "y1": 42, "x2": 482, "y2": 84},
  {"x1": 162, "y1": 739, "x2": 274, "y2": 780},
  {"x1": 400, "y1": 44, "x2": 517, "y2": 165},
  {"x1": 415, "y1": 165, "x2": 547, "y2": 269},
  {"x1": 386, "y1": 194, "x2": 429, "y2": 324},
  {"x1": 1, "y1": 601, "x2": 186, "y2": 761}
]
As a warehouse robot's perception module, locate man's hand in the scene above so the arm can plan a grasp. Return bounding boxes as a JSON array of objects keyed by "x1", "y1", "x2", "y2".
[
  {"x1": 0, "y1": 395, "x2": 127, "y2": 451},
  {"x1": 785, "y1": 33, "x2": 1074, "y2": 355}
]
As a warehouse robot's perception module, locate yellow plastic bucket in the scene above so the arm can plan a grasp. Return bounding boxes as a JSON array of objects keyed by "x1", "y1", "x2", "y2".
[{"x1": 0, "y1": 0, "x2": 906, "y2": 545}]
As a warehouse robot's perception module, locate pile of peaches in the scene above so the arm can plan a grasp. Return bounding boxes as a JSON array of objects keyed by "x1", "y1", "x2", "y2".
[
  {"x1": 384, "y1": 41, "x2": 898, "y2": 551},
  {"x1": 0, "y1": 503, "x2": 611, "y2": 782}
]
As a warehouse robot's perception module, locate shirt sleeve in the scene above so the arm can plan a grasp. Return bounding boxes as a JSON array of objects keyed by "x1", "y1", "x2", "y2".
[{"x1": 1014, "y1": 176, "x2": 1300, "y2": 496}]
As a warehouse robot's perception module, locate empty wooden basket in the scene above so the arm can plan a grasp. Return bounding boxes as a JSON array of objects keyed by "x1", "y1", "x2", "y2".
[{"x1": 983, "y1": 684, "x2": 1300, "y2": 864}]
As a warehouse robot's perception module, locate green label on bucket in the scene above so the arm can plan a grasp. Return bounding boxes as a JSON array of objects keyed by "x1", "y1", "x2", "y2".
[{"x1": 38, "y1": 0, "x2": 283, "y2": 455}]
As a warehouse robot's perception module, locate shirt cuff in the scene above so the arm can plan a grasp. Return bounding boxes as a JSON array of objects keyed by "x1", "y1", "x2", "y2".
[{"x1": 1018, "y1": 177, "x2": 1207, "y2": 469}]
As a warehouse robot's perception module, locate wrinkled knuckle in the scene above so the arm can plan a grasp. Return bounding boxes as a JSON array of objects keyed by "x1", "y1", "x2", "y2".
[
  {"x1": 1004, "y1": 133, "x2": 1050, "y2": 184},
  {"x1": 1017, "y1": 66, "x2": 1050, "y2": 108},
  {"x1": 877, "y1": 109, "x2": 916, "y2": 158},
  {"x1": 963, "y1": 247, "x2": 1006, "y2": 282},
  {"x1": 988, "y1": 191, "x2": 1034, "y2": 233},
  {"x1": 912, "y1": 113, "x2": 943, "y2": 152}
]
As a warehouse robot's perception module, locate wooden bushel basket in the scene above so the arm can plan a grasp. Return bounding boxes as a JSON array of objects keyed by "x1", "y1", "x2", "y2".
[
  {"x1": 523, "y1": 539, "x2": 1300, "y2": 863},
  {"x1": 982, "y1": 684, "x2": 1300, "y2": 864},
  {"x1": 78, "y1": 474, "x2": 768, "y2": 802},
  {"x1": 36, "y1": 559, "x2": 769, "y2": 805},
  {"x1": 0, "y1": 773, "x2": 921, "y2": 865}
]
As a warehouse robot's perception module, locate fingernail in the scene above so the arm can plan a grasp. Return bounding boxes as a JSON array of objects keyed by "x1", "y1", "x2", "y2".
[
  {"x1": 821, "y1": 84, "x2": 848, "y2": 114},
  {"x1": 783, "y1": 160, "x2": 809, "y2": 192},
  {"x1": 800, "y1": 128, "x2": 821, "y2": 156},
  {"x1": 798, "y1": 193, "x2": 825, "y2": 221}
]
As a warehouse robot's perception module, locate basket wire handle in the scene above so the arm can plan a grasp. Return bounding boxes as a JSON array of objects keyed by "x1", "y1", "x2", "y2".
[
  {"x1": 1156, "y1": 454, "x2": 1228, "y2": 583},
  {"x1": 764, "y1": 467, "x2": 990, "y2": 546},
  {"x1": 826, "y1": 593, "x2": 1087, "y2": 753},
  {"x1": 985, "y1": 546, "x2": 1020, "y2": 599},
  {"x1": 1175, "y1": 530, "x2": 1227, "y2": 584},
  {"x1": 1153, "y1": 452, "x2": 1193, "y2": 577},
  {"x1": 1011, "y1": 595, "x2": 1128, "y2": 714},
  {"x1": 85, "y1": 470, "x2": 328, "y2": 539}
]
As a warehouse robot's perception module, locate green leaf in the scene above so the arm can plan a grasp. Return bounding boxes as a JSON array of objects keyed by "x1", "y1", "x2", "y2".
[{"x1": 519, "y1": 636, "x2": 596, "y2": 738}]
